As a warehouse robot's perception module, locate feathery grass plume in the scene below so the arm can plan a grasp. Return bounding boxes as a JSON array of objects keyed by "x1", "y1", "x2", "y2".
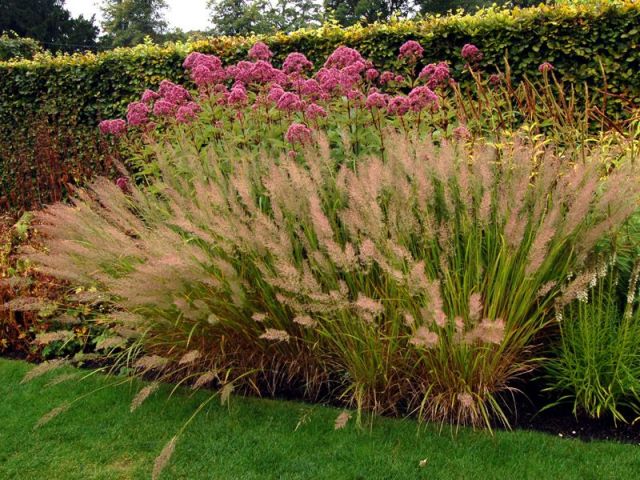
[
  {"x1": 152, "y1": 436, "x2": 177, "y2": 480},
  {"x1": 193, "y1": 371, "x2": 216, "y2": 390},
  {"x1": 334, "y1": 411, "x2": 351, "y2": 430},
  {"x1": 178, "y1": 350, "x2": 201, "y2": 365},
  {"x1": 468, "y1": 293, "x2": 483, "y2": 322},
  {"x1": 536, "y1": 281, "x2": 558, "y2": 299},
  {"x1": 260, "y1": 329, "x2": 290, "y2": 342},
  {"x1": 457, "y1": 392, "x2": 474, "y2": 409},
  {"x1": 131, "y1": 383, "x2": 160, "y2": 412},
  {"x1": 464, "y1": 319, "x2": 506, "y2": 345},
  {"x1": 134, "y1": 355, "x2": 168, "y2": 371},
  {"x1": 44, "y1": 373, "x2": 78, "y2": 388},
  {"x1": 0, "y1": 277, "x2": 31, "y2": 289},
  {"x1": 67, "y1": 290, "x2": 107, "y2": 304},
  {"x1": 409, "y1": 327, "x2": 439, "y2": 348},
  {"x1": 52, "y1": 313, "x2": 82, "y2": 325},
  {"x1": 403, "y1": 313, "x2": 415, "y2": 327},
  {"x1": 35, "y1": 402, "x2": 70, "y2": 429},
  {"x1": 220, "y1": 383, "x2": 234, "y2": 406},
  {"x1": 3, "y1": 296, "x2": 53, "y2": 312},
  {"x1": 33, "y1": 330, "x2": 73, "y2": 345},
  {"x1": 293, "y1": 315, "x2": 317, "y2": 328},
  {"x1": 95, "y1": 336, "x2": 127, "y2": 351},
  {"x1": 558, "y1": 270, "x2": 596, "y2": 308},
  {"x1": 354, "y1": 294, "x2": 384, "y2": 319},
  {"x1": 21, "y1": 359, "x2": 67, "y2": 384}
]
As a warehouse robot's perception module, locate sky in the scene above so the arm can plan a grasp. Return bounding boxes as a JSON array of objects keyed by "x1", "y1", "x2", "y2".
[{"x1": 65, "y1": 0, "x2": 212, "y2": 32}]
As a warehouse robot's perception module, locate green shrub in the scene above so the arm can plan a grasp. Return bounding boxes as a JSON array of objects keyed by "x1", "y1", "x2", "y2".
[
  {"x1": 2, "y1": 1, "x2": 640, "y2": 212},
  {"x1": 544, "y1": 261, "x2": 640, "y2": 422}
]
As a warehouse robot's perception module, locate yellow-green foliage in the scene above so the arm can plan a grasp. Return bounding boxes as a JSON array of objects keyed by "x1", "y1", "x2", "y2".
[{"x1": 1, "y1": 1, "x2": 639, "y2": 211}]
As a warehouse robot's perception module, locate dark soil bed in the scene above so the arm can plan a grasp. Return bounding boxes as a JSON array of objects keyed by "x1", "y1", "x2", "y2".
[
  {"x1": 503, "y1": 376, "x2": 640, "y2": 444},
  {"x1": 512, "y1": 404, "x2": 640, "y2": 444}
]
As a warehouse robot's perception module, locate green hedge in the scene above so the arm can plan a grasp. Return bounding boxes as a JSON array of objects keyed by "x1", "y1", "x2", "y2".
[{"x1": 1, "y1": 1, "x2": 640, "y2": 211}]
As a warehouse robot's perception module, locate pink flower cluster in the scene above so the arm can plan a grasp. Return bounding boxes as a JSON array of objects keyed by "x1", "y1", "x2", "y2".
[
  {"x1": 365, "y1": 68, "x2": 379, "y2": 82},
  {"x1": 365, "y1": 92, "x2": 388, "y2": 110},
  {"x1": 285, "y1": 122, "x2": 312, "y2": 145},
  {"x1": 141, "y1": 89, "x2": 159, "y2": 103},
  {"x1": 115, "y1": 177, "x2": 129, "y2": 191},
  {"x1": 489, "y1": 74, "x2": 502, "y2": 87},
  {"x1": 127, "y1": 101, "x2": 150, "y2": 126},
  {"x1": 419, "y1": 62, "x2": 450, "y2": 89},
  {"x1": 267, "y1": 84, "x2": 285, "y2": 103},
  {"x1": 315, "y1": 56, "x2": 370, "y2": 97},
  {"x1": 153, "y1": 100, "x2": 175, "y2": 116},
  {"x1": 143, "y1": 80, "x2": 193, "y2": 121},
  {"x1": 184, "y1": 52, "x2": 227, "y2": 87},
  {"x1": 461, "y1": 44, "x2": 483, "y2": 63},
  {"x1": 387, "y1": 96, "x2": 410, "y2": 116},
  {"x1": 298, "y1": 79, "x2": 325, "y2": 101},
  {"x1": 99, "y1": 39, "x2": 493, "y2": 140},
  {"x1": 227, "y1": 84, "x2": 249, "y2": 107},
  {"x1": 276, "y1": 92, "x2": 304, "y2": 112},
  {"x1": 324, "y1": 46, "x2": 366, "y2": 69},
  {"x1": 159, "y1": 80, "x2": 191, "y2": 105},
  {"x1": 228, "y1": 60, "x2": 287, "y2": 85},
  {"x1": 453, "y1": 125, "x2": 471, "y2": 140},
  {"x1": 379, "y1": 71, "x2": 394, "y2": 84},
  {"x1": 176, "y1": 102, "x2": 202, "y2": 123},
  {"x1": 408, "y1": 86, "x2": 438, "y2": 112},
  {"x1": 283, "y1": 52, "x2": 313, "y2": 74},
  {"x1": 398, "y1": 40, "x2": 424, "y2": 62},
  {"x1": 538, "y1": 62, "x2": 554, "y2": 73},
  {"x1": 305, "y1": 103, "x2": 327, "y2": 120},
  {"x1": 248, "y1": 42, "x2": 273, "y2": 61},
  {"x1": 98, "y1": 119, "x2": 127, "y2": 136}
]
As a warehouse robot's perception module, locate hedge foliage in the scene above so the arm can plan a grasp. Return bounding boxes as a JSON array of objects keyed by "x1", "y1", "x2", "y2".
[{"x1": 1, "y1": 1, "x2": 640, "y2": 211}]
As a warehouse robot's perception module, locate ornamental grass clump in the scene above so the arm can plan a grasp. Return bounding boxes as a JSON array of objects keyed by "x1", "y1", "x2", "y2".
[
  {"x1": 29, "y1": 128, "x2": 639, "y2": 428},
  {"x1": 544, "y1": 260, "x2": 640, "y2": 423}
]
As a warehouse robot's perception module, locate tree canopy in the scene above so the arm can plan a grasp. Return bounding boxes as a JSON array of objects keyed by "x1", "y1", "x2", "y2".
[
  {"x1": 100, "y1": 0, "x2": 169, "y2": 47},
  {"x1": 324, "y1": 0, "x2": 410, "y2": 26},
  {"x1": 0, "y1": 0, "x2": 98, "y2": 52},
  {"x1": 208, "y1": 0, "x2": 322, "y2": 35}
]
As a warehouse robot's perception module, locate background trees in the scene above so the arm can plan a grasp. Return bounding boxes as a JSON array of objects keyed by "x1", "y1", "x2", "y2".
[
  {"x1": 100, "y1": 0, "x2": 169, "y2": 47},
  {"x1": 207, "y1": 0, "x2": 322, "y2": 35},
  {"x1": 324, "y1": 0, "x2": 410, "y2": 26},
  {"x1": 0, "y1": 0, "x2": 98, "y2": 52}
]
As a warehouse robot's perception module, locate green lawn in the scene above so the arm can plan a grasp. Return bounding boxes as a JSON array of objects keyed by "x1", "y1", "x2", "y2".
[{"x1": 1, "y1": 359, "x2": 639, "y2": 479}]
